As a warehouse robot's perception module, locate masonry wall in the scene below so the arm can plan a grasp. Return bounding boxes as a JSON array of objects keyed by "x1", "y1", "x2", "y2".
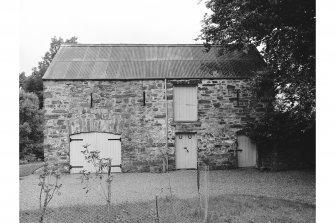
[{"x1": 44, "y1": 79, "x2": 265, "y2": 172}]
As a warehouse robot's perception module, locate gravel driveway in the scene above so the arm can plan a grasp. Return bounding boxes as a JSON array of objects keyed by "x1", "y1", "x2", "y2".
[{"x1": 20, "y1": 169, "x2": 315, "y2": 211}]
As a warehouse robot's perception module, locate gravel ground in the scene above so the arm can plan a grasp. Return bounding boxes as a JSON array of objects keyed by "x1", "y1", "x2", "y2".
[{"x1": 19, "y1": 169, "x2": 315, "y2": 211}]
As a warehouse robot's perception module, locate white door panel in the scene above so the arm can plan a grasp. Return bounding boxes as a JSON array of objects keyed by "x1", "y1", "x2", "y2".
[
  {"x1": 70, "y1": 132, "x2": 121, "y2": 173},
  {"x1": 237, "y1": 136, "x2": 257, "y2": 167},
  {"x1": 106, "y1": 134, "x2": 122, "y2": 172},
  {"x1": 176, "y1": 134, "x2": 197, "y2": 169},
  {"x1": 69, "y1": 140, "x2": 85, "y2": 174},
  {"x1": 174, "y1": 87, "x2": 197, "y2": 121}
]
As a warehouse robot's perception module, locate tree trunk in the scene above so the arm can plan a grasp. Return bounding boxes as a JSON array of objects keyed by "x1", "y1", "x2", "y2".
[
  {"x1": 107, "y1": 159, "x2": 112, "y2": 221},
  {"x1": 39, "y1": 191, "x2": 49, "y2": 223},
  {"x1": 162, "y1": 157, "x2": 166, "y2": 173}
]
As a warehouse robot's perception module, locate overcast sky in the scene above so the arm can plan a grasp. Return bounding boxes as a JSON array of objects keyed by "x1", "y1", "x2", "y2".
[{"x1": 19, "y1": 0, "x2": 210, "y2": 75}]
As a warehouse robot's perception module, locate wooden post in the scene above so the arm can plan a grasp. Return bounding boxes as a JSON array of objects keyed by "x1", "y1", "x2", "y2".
[
  {"x1": 203, "y1": 165, "x2": 209, "y2": 223},
  {"x1": 107, "y1": 159, "x2": 112, "y2": 218},
  {"x1": 197, "y1": 161, "x2": 200, "y2": 193},
  {"x1": 165, "y1": 78, "x2": 169, "y2": 173},
  {"x1": 155, "y1": 195, "x2": 160, "y2": 223}
]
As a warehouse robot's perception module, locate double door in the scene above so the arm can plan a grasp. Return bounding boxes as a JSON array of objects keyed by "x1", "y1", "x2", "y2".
[{"x1": 69, "y1": 132, "x2": 121, "y2": 173}]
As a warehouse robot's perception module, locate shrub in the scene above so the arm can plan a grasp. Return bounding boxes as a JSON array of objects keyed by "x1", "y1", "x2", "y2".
[{"x1": 19, "y1": 89, "x2": 44, "y2": 161}]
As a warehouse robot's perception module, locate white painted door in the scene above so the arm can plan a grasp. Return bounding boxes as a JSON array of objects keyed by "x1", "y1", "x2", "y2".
[
  {"x1": 237, "y1": 135, "x2": 257, "y2": 167},
  {"x1": 70, "y1": 132, "x2": 121, "y2": 173},
  {"x1": 102, "y1": 133, "x2": 122, "y2": 173},
  {"x1": 176, "y1": 133, "x2": 197, "y2": 169},
  {"x1": 174, "y1": 86, "x2": 197, "y2": 121}
]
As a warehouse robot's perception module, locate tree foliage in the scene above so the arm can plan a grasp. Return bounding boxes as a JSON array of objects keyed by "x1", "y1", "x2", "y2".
[
  {"x1": 19, "y1": 72, "x2": 26, "y2": 88},
  {"x1": 19, "y1": 36, "x2": 78, "y2": 161},
  {"x1": 199, "y1": 0, "x2": 315, "y2": 114},
  {"x1": 33, "y1": 36, "x2": 78, "y2": 79},
  {"x1": 199, "y1": 0, "x2": 315, "y2": 167},
  {"x1": 22, "y1": 36, "x2": 78, "y2": 108},
  {"x1": 19, "y1": 89, "x2": 44, "y2": 160}
]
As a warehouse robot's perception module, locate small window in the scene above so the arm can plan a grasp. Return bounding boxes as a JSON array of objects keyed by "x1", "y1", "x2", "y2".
[{"x1": 174, "y1": 86, "x2": 197, "y2": 121}]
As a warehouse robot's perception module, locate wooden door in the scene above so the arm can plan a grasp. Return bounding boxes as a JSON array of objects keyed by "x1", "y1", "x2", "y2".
[
  {"x1": 174, "y1": 86, "x2": 197, "y2": 121},
  {"x1": 237, "y1": 135, "x2": 257, "y2": 167},
  {"x1": 70, "y1": 132, "x2": 121, "y2": 173},
  {"x1": 175, "y1": 133, "x2": 197, "y2": 169},
  {"x1": 69, "y1": 134, "x2": 85, "y2": 174},
  {"x1": 70, "y1": 132, "x2": 97, "y2": 174},
  {"x1": 103, "y1": 133, "x2": 122, "y2": 172}
]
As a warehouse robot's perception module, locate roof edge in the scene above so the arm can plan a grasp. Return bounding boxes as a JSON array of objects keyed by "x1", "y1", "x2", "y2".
[
  {"x1": 60, "y1": 43, "x2": 215, "y2": 47},
  {"x1": 43, "y1": 77, "x2": 251, "y2": 81}
]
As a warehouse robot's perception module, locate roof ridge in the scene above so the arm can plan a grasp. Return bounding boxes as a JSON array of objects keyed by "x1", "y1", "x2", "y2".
[
  {"x1": 54, "y1": 59, "x2": 256, "y2": 62},
  {"x1": 60, "y1": 43, "x2": 213, "y2": 47}
]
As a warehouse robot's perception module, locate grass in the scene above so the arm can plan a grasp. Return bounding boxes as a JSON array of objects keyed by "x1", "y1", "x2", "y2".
[
  {"x1": 19, "y1": 194, "x2": 315, "y2": 223},
  {"x1": 20, "y1": 162, "x2": 44, "y2": 177},
  {"x1": 203, "y1": 194, "x2": 315, "y2": 223}
]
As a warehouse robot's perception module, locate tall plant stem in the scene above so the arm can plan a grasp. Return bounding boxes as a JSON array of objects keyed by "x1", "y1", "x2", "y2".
[{"x1": 39, "y1": 190, "x2": 49, "y2": 223}]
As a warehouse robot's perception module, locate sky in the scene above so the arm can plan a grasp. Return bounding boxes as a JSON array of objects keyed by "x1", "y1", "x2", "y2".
[{"x1": 19, "y1": 0, "x2": 210, "y2": 75}]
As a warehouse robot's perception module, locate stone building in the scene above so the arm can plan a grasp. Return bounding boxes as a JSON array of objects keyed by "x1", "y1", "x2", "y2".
[{"x1": 43, "y1": 44, "x2": 265, "y2": 173}]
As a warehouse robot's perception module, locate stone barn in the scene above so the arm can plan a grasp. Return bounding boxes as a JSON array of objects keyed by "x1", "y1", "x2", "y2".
[{"x1": 42, "y1": 44, "x2": 265, "y2": 173}]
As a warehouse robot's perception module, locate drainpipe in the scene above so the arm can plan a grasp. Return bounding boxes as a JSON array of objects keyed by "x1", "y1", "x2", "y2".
[{"x1": 165, "y1": 78, "x2": 169, "y2": 172}]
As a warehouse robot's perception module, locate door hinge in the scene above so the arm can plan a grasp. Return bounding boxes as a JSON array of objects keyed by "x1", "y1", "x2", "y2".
[
  {"x1": 69, "y1": 165, "x2": 83, "y2": 169},
  {"x1": 108, "y1": 138, "x2": 121, "y2": 141},
  {"x1": 69, "y1": 164, "x2": 121, "y2": 169},
  {"x1": 70, "y1": 138, "x2": 83, "y2": 142}
]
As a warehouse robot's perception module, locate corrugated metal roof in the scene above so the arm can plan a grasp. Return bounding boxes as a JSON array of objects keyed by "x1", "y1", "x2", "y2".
[{"x1": 43, "y1": 44, "x2": 265, "y2": 80}]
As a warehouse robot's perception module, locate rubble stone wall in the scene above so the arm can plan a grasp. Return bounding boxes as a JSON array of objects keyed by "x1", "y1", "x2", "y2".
[{"x1": 44, "y1": 79, "x2": 264, "y2": 172}]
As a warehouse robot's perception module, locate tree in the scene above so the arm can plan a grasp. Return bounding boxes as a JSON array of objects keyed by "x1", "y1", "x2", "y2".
[
  {"x1": 79, "y1": 144, "x2": 114, "y2": 219},
  {"x1": 19, "y1": 89, "x2": 44, "y2": 160},
  {"x1": 38, "y1": 163, "x2": 62, "y2": 223},
  {"x1": 198, "y1": 0, "x2": 315, "y2": 168},
  {"x1": 23, "y1": 72, "x2": 44, "y2": 108},
  {"x1": 22, "y1": 36, "x2": 78, "y2": 108},
  {"x1": 33, "y1": 36, "x2": 78, "y2": 79},
  {"x1": 19, "y1": 36, "x2": 78, "y2": 161},
  {"x1": 19, "y1": 72, "x2": 26, "y2": 88}
]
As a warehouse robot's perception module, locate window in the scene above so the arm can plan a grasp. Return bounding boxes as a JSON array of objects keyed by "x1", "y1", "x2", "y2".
[{"x1": 173, "y1": 86, "x2": 197, "y2": 121}]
